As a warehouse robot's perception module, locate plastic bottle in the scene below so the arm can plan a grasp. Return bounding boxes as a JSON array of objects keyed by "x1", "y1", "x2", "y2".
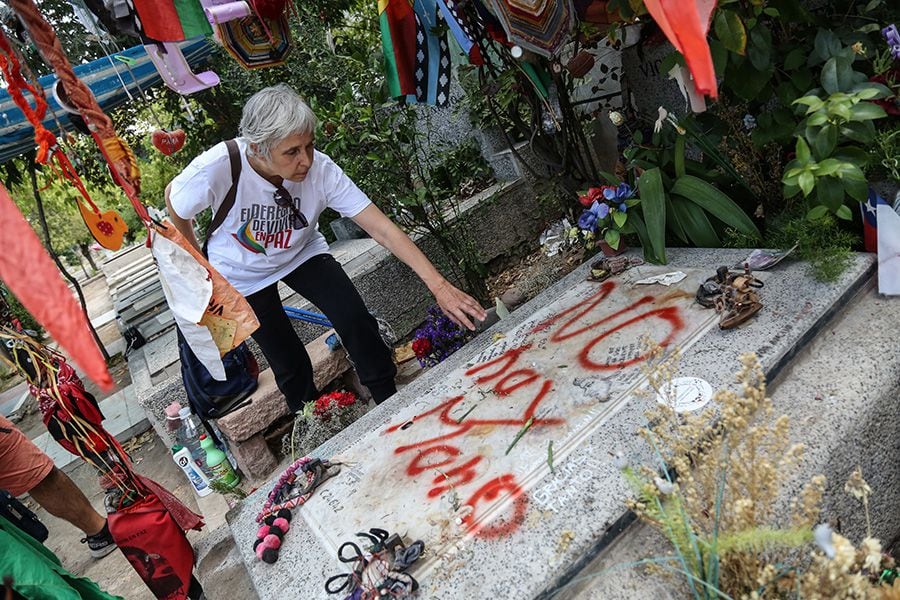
[
  {"x1": 200, "y1": 434, "x2": 240, "y2": 489},
  {"x1": 172, "y1": 445, "x2": 212, "y2": 497},
  {"x1": 176, "y1": 407, "x2": 211, "y2": 476}
]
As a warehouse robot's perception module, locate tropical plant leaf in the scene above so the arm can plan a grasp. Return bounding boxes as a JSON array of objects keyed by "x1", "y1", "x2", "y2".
[
  {"x1": 671, "y1": 199, "x2": 720, "y2": 247},
  {"x1": 671, "y1": 176, "x2": 760, "y2": 238},
  {"x1": 628, "y1": 212, "x2": 666, "y2": 264},
  {"x1": 666, "y1": 197, "x2": 689, "y2": 244},
  {"x1": 638, "y1": 168, "x2": 667, "y2": 263}
]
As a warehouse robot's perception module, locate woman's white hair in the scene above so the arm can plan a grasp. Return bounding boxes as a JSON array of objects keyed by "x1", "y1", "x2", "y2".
[{"x1": 239, "y1": 84, "x2": 317, "y2": 159}]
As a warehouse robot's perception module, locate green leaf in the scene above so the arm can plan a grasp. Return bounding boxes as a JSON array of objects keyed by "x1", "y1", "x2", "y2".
[
  {"x1": 807, "y1": 112, "x2": 828, "y2": 127},
  {"x1": 674, "y1": 135, "x2": 686, "y2": 179},
  {"x1": 709, "y1": 39, "x2": 728, "y2": 76},
  {"x1": 794, "y1": 95, "x2": 825, "y2": 111},
  {"x1": 813, "y1": 158, "x2": 842, "y2": 176},
  {"x1": 821, "y1": 56, "x2": 856, "y2": 94},
  {"x1": 715, "y1": 10, "x2": 747, "y2": 55},
  {"x1": 598, "y1": 170, "x2": 621, "y2": 185},
  {"x1": 842, "y1": 177, "x2": 869, "y2": 202},
  {"x1": 798, "y1": 170, "x2": 815, "y2": 196},
  {"x1": 628, "y1": 212, "x2": 666, "y2": 264},
  {"x1": 613, "y1": 210, "x2": 628, "y2": 228},
  {"x1": 836, "y1": 205, "x2": 853, "y2": 220},
  {"x1": 665, "y1": 197, "x2": 689, "y2": 244},
  {"x1": 795, "y1": 137, "x2": 811, "y2": 163},
  {"x1": 816, "y1": 177, "x2": 844, "y2": 211},
  {"x1": 813, "y1": 125, "x2": 838, "y2": 159},
  {"x1": 849, "y1": 102, "x2": 887, "y2": 121},
  {"x1": 748, "y1": 26, "x2": 772, "y2": 70},
  {"x1": 726, "y1": 58, "x2": 773, "y2": 101},
  {"x1": 807, "y1": 205, "x2": 830, "y2": 220},
  {"x1": 840, "y1": 121, "x2": 876, "y2": 144},
  {"x1": 784, "y1": 47, "x2": 806, "y2": 70},
  {"x1": 604, "y1": 228, "x2": 621, "y2": 250},
  {"x1": 832, "y1": 146, "x2": 870, "y2": 166},
  {"x1": 671, "y1": 198, "x2": 721, "y2": 247},
  {"x1": 633, "y1": 130, "x2": 644, "y2": 145},
  {"x1": 637, "y1": 168, "x2": 667, "y2": 262},
  {"x1": 813, "y1": 29, "x2": 842, "y2": 63},
  {"x1": 763, "y1": 7, "x2": 780, "y2": 16},
  {"x1": 671, "y1": 176, "x2": 760, "y2": 238}
]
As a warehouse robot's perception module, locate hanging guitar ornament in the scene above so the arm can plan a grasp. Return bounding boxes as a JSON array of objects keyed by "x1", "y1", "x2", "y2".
[
  {"x1": 74, "y1": 195, "x2": 129, "y2": 250},
  {"x1": 151, "y1": 128, "x2": 186, "y2": 155}
]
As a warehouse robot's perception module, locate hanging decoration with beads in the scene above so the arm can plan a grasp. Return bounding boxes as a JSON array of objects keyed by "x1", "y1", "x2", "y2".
[
  {"x1": 253, "y1": 457, "x2": 341, "y2": 564},
  {"x1": 0, "y1": 26, "x2": 128, "y2": 251}
]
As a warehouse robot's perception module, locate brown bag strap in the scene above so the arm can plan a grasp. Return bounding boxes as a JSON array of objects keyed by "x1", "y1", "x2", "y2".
[{"x1": 202, "y1": 139, "x2": 241, "y2": 255}]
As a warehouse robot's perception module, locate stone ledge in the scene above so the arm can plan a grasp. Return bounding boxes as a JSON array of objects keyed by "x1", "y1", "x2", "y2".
[{"x1": 214, "y1": 330, "x2": 351, "y2": 442}]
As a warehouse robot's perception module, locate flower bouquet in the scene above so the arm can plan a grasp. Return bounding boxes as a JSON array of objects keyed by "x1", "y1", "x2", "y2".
[
  {"x1": 574, "y1": 182, "x2": 638, "y2": 255},
  {"x1": 281, "y1": 390, "x2": 369, "y2": 459},
  {"x1": 412, "y1": 305, "x2": 472, "y2": 367}
]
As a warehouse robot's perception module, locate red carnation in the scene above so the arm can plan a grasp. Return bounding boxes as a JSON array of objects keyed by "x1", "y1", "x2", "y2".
[
  {"x1": 578, "y1": 187, "x2": 605, "y2": 207},
  {"x1": 412, "y1": 337, "x2": 432, "y2": 358}
]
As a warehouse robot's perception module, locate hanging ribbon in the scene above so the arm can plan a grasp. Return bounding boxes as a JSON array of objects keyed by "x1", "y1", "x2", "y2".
[
  {"x1": 0, "y1": 185, "x2": 113, "y2": 390},
  {"x1": 642, "y1": 0, "x2": 718, "y2": 99},
  {"x1": 8, "y1": 0, "x2": 150, "y2": 224}
]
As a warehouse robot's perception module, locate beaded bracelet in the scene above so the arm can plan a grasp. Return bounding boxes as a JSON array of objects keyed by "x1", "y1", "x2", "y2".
[{"x1": 252, "y1": 456, "x2": 339, "y2": 564}]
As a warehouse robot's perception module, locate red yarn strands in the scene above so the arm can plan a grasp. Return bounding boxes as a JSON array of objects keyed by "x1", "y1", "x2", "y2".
[
  {"x1": 8, "y1": 0, "x2": 150, "y2": 224},
  {"x1": 0, "y1": 30, "x2": 54, "y2": 163},
  {"x1": 0, "y1": 27, "x2": 103, "y2": 217}
]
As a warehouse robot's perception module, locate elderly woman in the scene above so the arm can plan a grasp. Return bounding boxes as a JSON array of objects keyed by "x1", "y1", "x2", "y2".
[{"x1": 165, "y1": 84, "x2": 486, "y2": 412}]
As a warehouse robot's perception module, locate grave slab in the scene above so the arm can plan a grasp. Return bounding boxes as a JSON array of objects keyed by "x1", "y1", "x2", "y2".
[{"x1": 230, "y1": 248, "x2": 872, "y2": 599}]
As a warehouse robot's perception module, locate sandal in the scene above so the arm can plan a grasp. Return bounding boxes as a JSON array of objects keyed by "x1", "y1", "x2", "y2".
[{"x1": 715, "y1": 288, "x2": 763, "y2": 330}]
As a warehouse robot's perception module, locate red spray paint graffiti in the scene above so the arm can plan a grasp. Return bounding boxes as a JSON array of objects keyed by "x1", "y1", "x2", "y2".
[{"x1": 384, "y1": 279, "x2": 686, "y2": 539}]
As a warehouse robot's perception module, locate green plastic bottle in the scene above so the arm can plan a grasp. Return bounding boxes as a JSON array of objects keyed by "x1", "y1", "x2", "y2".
[{"x1": 199, "y1": 434, "x2": 239, "y2": 489}]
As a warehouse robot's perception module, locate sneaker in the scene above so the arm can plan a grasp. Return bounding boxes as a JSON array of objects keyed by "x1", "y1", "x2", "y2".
[{"x1": 81, "y1": 521, "x2": 117, "y2": 558}]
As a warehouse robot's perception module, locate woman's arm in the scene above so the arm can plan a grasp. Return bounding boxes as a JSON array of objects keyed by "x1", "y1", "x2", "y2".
[
  {"x1": 351, "y1": 204, "x2": 487, "y2": 330},
  {"x1": 164, "y1": 183, "x2": 201, "y2": 251}
]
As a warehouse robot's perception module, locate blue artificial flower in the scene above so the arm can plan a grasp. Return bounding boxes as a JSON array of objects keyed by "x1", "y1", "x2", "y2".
[
  {"x1": 884, "y1": 25, "x2": 900, "y2": 60},
  {"x1": 578, "y1": 209, "x2": 599, "y2": 231},
  {"x1": 616, "y1": 183, "x2": 634, "y2": 199},
  {"x1": 595, "y1": 200, "x2": 610, "y2": 219},
  {"x1": 578, "y1": 200, "x2": 610, "y2": 232},
  {"x1": 603, "y1": 183, "x2": 634, "y2": 201},
  {"x1": 619, "y1": 203, "x2": 628, "y2": 213}
]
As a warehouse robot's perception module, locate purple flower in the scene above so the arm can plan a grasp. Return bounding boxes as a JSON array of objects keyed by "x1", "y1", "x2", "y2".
[
  {"x1": 884, "y1": 24, "x2": 900, "y2": 60},
  {"x1": 412, "y1": 305, "x2": 472, "y2": 367},
  {"x1": 578, "y1": 200, "x2": 610, "y2": 232},
  {"x1": 619, "y1": 203, "x2": 628, "y2": 213}
]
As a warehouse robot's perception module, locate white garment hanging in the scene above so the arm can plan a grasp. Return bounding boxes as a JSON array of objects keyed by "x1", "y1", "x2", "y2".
[{"x1": 151, "y1": 230, "x2": 226, "y2": 380}]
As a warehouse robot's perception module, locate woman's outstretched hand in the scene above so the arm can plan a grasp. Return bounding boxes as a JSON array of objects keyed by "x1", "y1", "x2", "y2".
[{"x1": 430, "y1": 279, "x2": 487, "y2": 331}]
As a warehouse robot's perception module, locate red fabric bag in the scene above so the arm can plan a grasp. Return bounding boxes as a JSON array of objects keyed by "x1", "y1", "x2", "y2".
[{"x1": 108, "y1": 493, "x2": 196, "y2": 600}]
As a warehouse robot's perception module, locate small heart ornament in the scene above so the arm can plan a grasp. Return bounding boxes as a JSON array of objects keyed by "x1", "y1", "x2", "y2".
[{"x1": 151, "y1": 129, "x2": 186, "y2": 156}]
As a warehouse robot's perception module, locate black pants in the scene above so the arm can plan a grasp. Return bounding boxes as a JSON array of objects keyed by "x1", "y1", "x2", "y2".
[{"x1": 245, "y1": 254, "x2": 397, "y2": 412}]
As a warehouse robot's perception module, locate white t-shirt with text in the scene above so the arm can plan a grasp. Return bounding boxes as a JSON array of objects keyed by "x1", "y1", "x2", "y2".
[{"x1": 168, "y1": 139, "x2": 371, "y2": 296}]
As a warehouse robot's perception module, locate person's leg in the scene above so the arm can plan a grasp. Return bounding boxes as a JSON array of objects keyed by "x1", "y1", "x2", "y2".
[
  {"x1": 283, "y1": 254, "x2": 398, "y2": 403},
  {"x1": 245, "y1": 282, "x2": 318, "y2": 412},
  {"x1": 0, "y1": 415, "x2": 114, "y2": 558},
  {"x1": 28, "y1": 467, "x2": 105, "y2": 535}
]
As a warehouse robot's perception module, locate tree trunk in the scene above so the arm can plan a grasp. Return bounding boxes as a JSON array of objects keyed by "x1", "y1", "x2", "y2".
[
  {"x1": 28, "y1": 157, "x2": 110, "y2": 362},
  {"x1": 76, "y1": 254, "x2": 90, "y2": 279},
  {"x1": 78, "y1": 242, "x2": 98, "y2": 272}
]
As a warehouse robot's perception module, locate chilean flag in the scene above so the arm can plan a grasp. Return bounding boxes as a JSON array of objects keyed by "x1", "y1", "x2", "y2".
[{"x1": 861, "y1": 189, "x2": 880, "y2": 253}]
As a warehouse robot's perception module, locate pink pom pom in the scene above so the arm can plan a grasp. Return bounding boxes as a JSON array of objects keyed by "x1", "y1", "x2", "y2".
[
  {"x1": 272, "y1": 518, "x2": 290, "y2": 533},
  {"x1": 263, "y1": 534, "x2": 282, "y2": 550},
  {"x1": 255, "y1": 543, "x2": 267, "y2": 561},
  {"x1": 257, "y1": 525, "x2": 270, "y2": 538}
]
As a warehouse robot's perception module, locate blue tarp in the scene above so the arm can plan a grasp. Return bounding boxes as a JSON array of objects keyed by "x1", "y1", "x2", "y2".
[{"x1": 0, "y1": 38, "x2": 215, "y2": 164}]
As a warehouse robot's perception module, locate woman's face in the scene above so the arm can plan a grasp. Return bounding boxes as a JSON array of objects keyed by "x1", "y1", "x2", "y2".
[{"x1": 258, "y1": 131, "x2": 315, "y2": 182}]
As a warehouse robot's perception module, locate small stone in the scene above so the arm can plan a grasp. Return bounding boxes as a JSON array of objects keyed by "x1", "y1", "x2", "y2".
[{"x1": 499, "y1": 287, "x2": 524, "y2": 309}]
